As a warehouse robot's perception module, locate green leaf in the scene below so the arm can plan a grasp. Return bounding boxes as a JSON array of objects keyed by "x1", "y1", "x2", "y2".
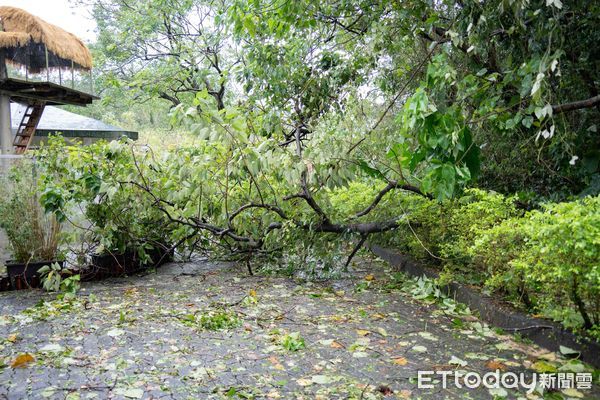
[{"x1": 357, "y1": 160, "x2": 386, "y2": 180}]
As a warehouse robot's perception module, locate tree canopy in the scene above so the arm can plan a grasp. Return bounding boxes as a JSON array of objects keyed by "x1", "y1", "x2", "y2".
[
  {"x1": 39, "y1": 0, "x2": 599, "y2": 338},
  {"x1": 87, "y1": 0, "x2": 599, "y2": 199}
]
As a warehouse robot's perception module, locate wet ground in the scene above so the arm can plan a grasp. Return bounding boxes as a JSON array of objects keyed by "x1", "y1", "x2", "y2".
[{"x1": 0, "y1": 258, "x2": 597, "y2": 399}]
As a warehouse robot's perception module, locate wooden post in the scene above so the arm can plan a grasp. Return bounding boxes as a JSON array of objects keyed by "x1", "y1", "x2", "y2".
[
  {"x1": 0, "y1": 21, "x2": 12, "y2": 155},
  {"x1": 45, "y1": 44, "x2": 49, "y2": 82},
  {"x1": 0, "y1": 94, "x2": 12, "y2": 155}
]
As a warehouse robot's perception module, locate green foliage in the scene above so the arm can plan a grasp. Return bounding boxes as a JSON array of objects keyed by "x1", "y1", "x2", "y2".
[
  {"x1": 0, "y1": 164, "x2": 63, "y2": 263},
  {"x1": 473, "y1": 196, "x2": 600, "y2": 334},
  {"x1": 371, "y1": 188, "x2": 600, "y2": 339},
  {"x1": 87, "y1": 0, "x2": 600, "y2": 198},
  {"x1": 326, "y1": 182, "x2": 380, "y2": 219},
  {"x1": 229, "y1": 0, "x2": 599, "y2": 197},
  {"x1": 182, "y1": 310, "x2": 241, "y2": 331},
  {"x1": 35, "y1": 0, "x2": 600, "y2": 345},
  {"x1": 38, "y1": 263, "x2": 81, "y2": 298},
  {"x1": 398, "y1": 56, "x2": 481, "y2": 200},
  {"x1": 36, "y1": 137, "x2": 172, "y2": 260},
  {"x1": 280, "y1": 332, "x2": 306, "y2": 352},
  {"x1": 22, "y1": 296, "x2": 87, "y2": 321},
  {"x1": 436, "y1": 190, "x2": 521, "y2": 269},
  {"x1": 89, "y1": 0, "x2": 231, "y2": 112}
]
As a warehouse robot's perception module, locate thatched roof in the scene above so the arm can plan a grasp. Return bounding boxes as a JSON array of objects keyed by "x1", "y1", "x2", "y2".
[{"x1": 0, "y1": 6, "x2": 92, "y2": 70}]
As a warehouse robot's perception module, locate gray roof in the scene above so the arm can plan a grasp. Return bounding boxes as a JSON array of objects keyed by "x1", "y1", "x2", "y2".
[{"x1": 10, "y1": 103, "x2": 138, "y2": 140}]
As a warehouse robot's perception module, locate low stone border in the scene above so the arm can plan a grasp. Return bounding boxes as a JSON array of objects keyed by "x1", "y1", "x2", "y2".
[{"x1": 369, "y1": 244, "x2": 600, "y2": 368}]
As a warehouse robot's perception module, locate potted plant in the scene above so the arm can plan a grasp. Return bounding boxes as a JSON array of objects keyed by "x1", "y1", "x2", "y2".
[
  {"x1": 87, "y1": 207, "x2": 173, "y2": 276},
  {"x1": 0, "y1": 167, "x2": 64, "y2": 289},
  {"x1": 37, "y1": 137, "x2": 173, "y2": 279}
]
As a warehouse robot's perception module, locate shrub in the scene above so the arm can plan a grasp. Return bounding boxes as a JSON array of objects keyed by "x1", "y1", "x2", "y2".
[
  {"x1": 472, "y1": 196, "x2": 600, "y2": 337},
  {"x1": 0, "y1": 165, "x2": 62, "y2": 263},
  {"x1": 36, "y1": 137, "x2": 172, "y2": 262},
  {"x1": 38, "y1": 262, "x2": 80, "y2": 298},
  {"x1": 378, "y1": 188, "x2": 521, "y2": 282},
  {"x1": 362, "y1": 184, "x2": 599, "y2": 338}
]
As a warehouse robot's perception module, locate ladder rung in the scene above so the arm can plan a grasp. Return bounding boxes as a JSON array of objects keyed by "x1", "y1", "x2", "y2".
[{"x1": 14, "y1": 102, "x2": 45, "y2": 152}]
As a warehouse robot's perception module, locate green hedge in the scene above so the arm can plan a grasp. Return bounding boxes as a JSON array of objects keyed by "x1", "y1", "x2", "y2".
[
  {"x1": 472, "y1": 196, "x2": 600, "y2": 337},
  {"x1": 331, "y1": 185, "x2": 600, "y2": 339}
]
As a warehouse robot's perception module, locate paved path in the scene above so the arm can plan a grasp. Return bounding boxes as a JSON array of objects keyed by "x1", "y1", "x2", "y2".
[{"x1": 0, "y1": 259, "x2": 597, "y2": 399}]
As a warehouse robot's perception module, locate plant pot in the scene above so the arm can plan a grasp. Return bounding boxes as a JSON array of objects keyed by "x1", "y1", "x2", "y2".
[
  {"x1": 5, "y1": 260, "x2": 65, "y2": 290},
  {"x1": 0, "y1": 275, "x2": 11, "y2": 292},
  {"x1": 90, "y1": 252, "x2": 137, "y2": 276},
  {"x1": 88, "y1": 245, "x2": 173, "y2": 279}
]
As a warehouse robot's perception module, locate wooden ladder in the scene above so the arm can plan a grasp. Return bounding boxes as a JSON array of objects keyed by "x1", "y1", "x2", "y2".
[{"x1": 13, "y1": 102, "x2": 46, "y2": 154}]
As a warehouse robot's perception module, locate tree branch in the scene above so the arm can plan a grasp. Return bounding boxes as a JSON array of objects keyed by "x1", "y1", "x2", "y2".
[
  {"x1": 345, "y1": 234, "x2": 368, "y2": 268},
  {"x1": 229, "y1": 203, "x2": 288, "y2": 223},
  {"x1": 354, "y1": 180, "x2": 430, "y2": 218},
  {"x1": 552, "y1": 95, "x2": 600, "y2": 115}
]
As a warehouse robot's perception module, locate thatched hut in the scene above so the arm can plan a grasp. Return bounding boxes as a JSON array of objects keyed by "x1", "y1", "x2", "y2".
[
  {"x1": 0, "y1": 6, "x2": 92, "y2": 72},
  {"x1": 0, "y1": 6, "x2": 97, "y2": 155}
]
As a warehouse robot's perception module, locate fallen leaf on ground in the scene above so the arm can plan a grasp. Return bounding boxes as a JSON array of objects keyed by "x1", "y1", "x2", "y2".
[
  {"x1": 356, "y1": 329, "x2": 370, "y2": 336},
  {"x1": 538, "y1": 352, "x2": 558, "y2": 362},
  {"x1": 11, "y1": 353, "x2": 35, "y2": 368},
  {"x1": 311, "y1": 375, "x2": 332, "y2": 384},
  {"x1": 532, "y1": 360, "x2": 557, "y2": 373},
  {"x1": 376, "y1": 327, "x2": 388, "y2": 337},
  {"x1": 392, "y1": 357, "x2": 408, "y2": 365},
  {"x1": 268, "y1": 356, "x2": 285, "y2": 370},
  {"x1": 488, "y1": 387, "x2": 508, "y2": 397},
  {"x1": 364, "y1": 274, "x2": 375, "y2": 281},
  {"x1": 411, "y1": 345, "x2": 427, "y2": 353},
  {"x1": 40, "y1": 343, "x2": 64, "y2": 352},
  {"x1": 106, "y1": 328, "x2": 125, "y2": 337},
  {"x1": 377, "y1": 385, "x2": 393, "y2": 396},
  {"x1": 561, "y1": 388, "x2": 584, "y2": 398},
  {"x1": 122, "y1": 388, "x2": 144, "y2": 399},
  {"x1": 449, "y1": 356, "x2": 468, "y2": 367},
  {"x1": 485, "y1": 360, "x2": 507, "y2": 371},
  {"x1": 559, "y1": 346, "x2": 579, "y2": 356},
  {"x1": 296, "y1": 378, "x2": 312, "y2": 386}
]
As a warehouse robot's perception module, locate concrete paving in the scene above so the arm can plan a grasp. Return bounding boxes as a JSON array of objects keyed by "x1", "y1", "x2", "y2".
[{"x1": 0, "y1": 259, "x2": 597, "y2": 399}]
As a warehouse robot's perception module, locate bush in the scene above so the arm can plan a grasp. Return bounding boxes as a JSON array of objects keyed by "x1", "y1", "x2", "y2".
[
  {"x1": 372, "y1": 187, "x2": 599, "y2": 339},
  {"x1": 0, "y1": 165, "x2": 62, "y2": 263},
  {"x1": 36, "y1": 137, "x2": 172, "y2": 263},
  {"x1": 378, "y1": 188, "x2": 521, "y2": 282},
  {"x1": 474, "y1": 196, "x2": 600, "y2": 334}
]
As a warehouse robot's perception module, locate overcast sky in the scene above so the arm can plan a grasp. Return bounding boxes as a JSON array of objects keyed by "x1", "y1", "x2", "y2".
[{"x1": 1, "y1": 0, "x2": 97, "y2": 43}]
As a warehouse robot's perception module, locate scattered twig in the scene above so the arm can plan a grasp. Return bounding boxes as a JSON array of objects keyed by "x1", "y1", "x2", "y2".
[{"x1": 498, "y1": 325, "x2": 554, "y2": 332}]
